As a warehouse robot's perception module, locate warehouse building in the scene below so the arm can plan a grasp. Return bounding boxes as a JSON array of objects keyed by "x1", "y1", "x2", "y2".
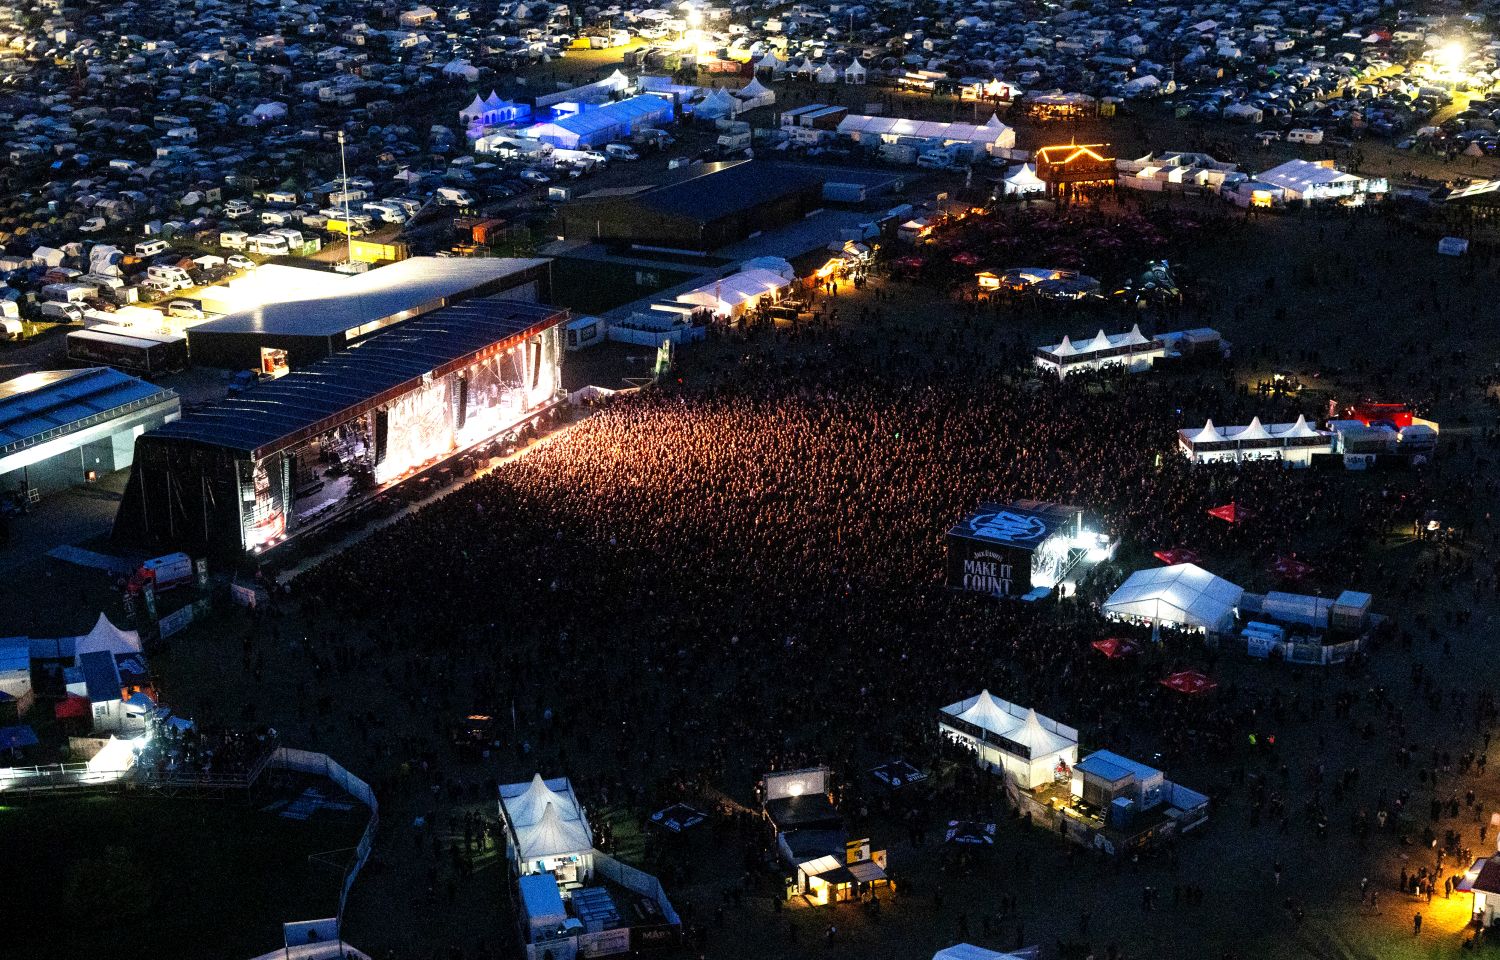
[
  {"x1": 562, "y1": 160, "x2": 825, "y2": 252},
  {"x1": 186, "y1": 256, "x2": 552, "y2": 371},
  {"x1": 1, "y1": 368, "x2": 180, "y2": 502},
  {"x1": 114, "y1": 300, "x2": 566, "y2": 558}
]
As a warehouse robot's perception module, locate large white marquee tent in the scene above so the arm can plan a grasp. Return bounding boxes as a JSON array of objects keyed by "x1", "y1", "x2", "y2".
[{"x1": 1102, "y1": 563, "x2": 1243, "y2": 633}]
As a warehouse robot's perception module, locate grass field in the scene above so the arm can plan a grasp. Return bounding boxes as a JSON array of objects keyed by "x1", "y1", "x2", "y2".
[{"x1": 0, "y1": 795, "x2": 361, "y2": 960}]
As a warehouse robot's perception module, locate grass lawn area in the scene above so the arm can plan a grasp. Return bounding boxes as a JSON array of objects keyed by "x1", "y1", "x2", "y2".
[{"x1": 0, "y1": 795, "x2": 361, "y2": 960}]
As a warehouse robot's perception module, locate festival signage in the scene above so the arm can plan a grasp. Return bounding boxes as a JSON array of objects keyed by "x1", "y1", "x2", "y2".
[{"x1": 945, "y1": 501, "x2": 1081, "y2": 597}]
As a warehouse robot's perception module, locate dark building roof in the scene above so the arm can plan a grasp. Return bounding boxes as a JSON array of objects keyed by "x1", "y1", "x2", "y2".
[
  {"x1": 594, "y1": 160, "x2": 824, "y2": 225},
  {"x1": 0, "y1": 368, "x2": 177, "y2": 456},
  {"x1": 147, "y1": 299, "x2": 565, "y2": 460}
]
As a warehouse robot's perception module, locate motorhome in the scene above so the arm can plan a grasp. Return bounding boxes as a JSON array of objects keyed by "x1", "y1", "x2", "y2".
[
  {"x1": 134, "y1": 239, "x2": 169, "y2": 258},
  {"x1": 246, "y1": 233, "x2": 291, "y2": 256}
]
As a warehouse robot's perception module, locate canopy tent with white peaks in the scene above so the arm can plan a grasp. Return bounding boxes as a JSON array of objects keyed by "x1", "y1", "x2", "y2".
[
  {"x1": 499, "y1": 774, "x2": 595, "y2": 880},
  {"x1": 1034, "y1": 323, "x2": 1163, "y2": 377},
  {"x1": 1002, "y1": 162, "x2": 1045, "y2": 196},
  {"x1": 939, "y1": 690, "x2": 1079, "y2": 789},
  {"x1": 734, "y1": 77, "x2": 775, "y2": 111},
  {"x1": 1176, "y1": 414, "x2": 1333, "y2": 466},
  {"x1": 844, "y1": 60, "x2": 868, "y2": 84},
  {"x1": 1103, "y1": 563, "x2": 1244, "y2": 634},
  {"x1": 755, "y1": 51, "x2": 789, "y2": 75},
  {"x1": 501, "y1": 773, "x2": 583, "y2": 826},
  {"x1": 513, "y1": 802, "x2": 594, "y2": 862},
  {"x1": 74, "y1": 613, "x2": 142, "y2": 658},
  {"x1": 694, "y1": 87, "x2": 741, "y2": 119}
]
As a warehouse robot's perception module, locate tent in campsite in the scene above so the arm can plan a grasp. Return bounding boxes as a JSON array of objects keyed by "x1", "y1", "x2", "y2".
[
  {"x1": 938, "y1": 690, "x2": 1079, "y2": 789},
  {"x1": 1103, "y1": 563, "x2": 1243, "y2": 634}
]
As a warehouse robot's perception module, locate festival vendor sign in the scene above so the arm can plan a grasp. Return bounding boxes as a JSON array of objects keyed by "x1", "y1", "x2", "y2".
[{"x1": 945, "y1": 501, "x2": 1080, "y2": 597}]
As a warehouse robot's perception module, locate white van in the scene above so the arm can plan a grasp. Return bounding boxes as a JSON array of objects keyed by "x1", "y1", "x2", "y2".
[
  {"x1": 1287, "y1": 128, "x2": 1324, "y2": 144},
  {"x1": 436, "y1": 186, "x2": 475, "y2": 206},
  {"x1": 220, "y1": 230, "x2": 249, "y2": 250},
  {"x1": 146, "y1": 264, "x2": 192, "y2": 289},
  {"x1": 246, "y1": 233, "x2": 290, "y2": 256},
  {"x1": 40, "y1": 301, "x2": 85, "y2": 321},
  {"x1": 224, "y1": 199, "x2": 254, "y2": 218},
  {"x1": 604, "y1": 143, "x2": 639, "y2": 161},
  {"x1": 135, "y1": 239, "x2": 169, "y2": 257}
]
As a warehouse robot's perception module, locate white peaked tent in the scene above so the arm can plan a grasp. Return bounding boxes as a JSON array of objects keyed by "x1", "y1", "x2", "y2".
[
  {"x1": 514, "y1": 802, "x2": 594, "y2": 862},
  {"x1": 1103, "y1": 563, "x2": 1244, "y2": 634},
  {"x1": 1237, "y1": 416, "x2": 1271, "y2": 441},
  {"x1": 845, "y1": 60, "x2": 867, "y2": 84},
  {"x1": 1003, "y1": 162, "x2": 1045, "y2": 196},
  {"x1": 815, "y1": 63, "x2": 839, "y2": 84},
  {"x1": 459, "y1": 94, "x2": 487, "y2": 123},
  {"x1": 501, "y1": 773, "x2": 582, "y2": 826},
  {"x1": 696, "y1": 87, "x2": 740, "y2": 119},
  {"x1": 735, "y1": 76, "x2": 775, "y2": 111},
  {"x1": 251, "y1": 102, "x2": 288, "y2": 122},
  {"x1": 75, "y1": 613, "x2": 142, "y2": 658},
  {"x1": 1086, "y1": 329, "x2": 1112, "y2": 352},
  {"x1": 1188, "y1": 419, "x2": 1220, "y2": 444},
  {"x1": 793, "y1": 56, "x2": 817, "y2": 75},
  {"x1": 1121, "y1": 323, "x2": 1151, "y2": 346},
  {"x1": 756, "y1": 51, "x2": 789, "y2": 75},
  {"x1": 1284, "y1": 414, "x2": 1321, "y2": 438},
  {"x1": 1008, "y1": 707, "x2": 1079, "y2": 786},
  {"x1": 939, "y1": 691, "x2": 1080, "y2": 789},
  {"x1": 952, "y1": 689, "x2": 1021, "y2": 736},
  {"x1": 1053, "y1": 334, "x2": 1076, "y2": 356}
]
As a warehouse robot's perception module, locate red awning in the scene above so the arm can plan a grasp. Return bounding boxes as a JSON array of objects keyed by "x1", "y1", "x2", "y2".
[
  {"x1": 1161, "y1": 670, "x2": 1219, "y2": 695},
  {"x1": 1207, "y1": 503, "x2": 1251, "y2": 524},
  {"x1": 1092, "y1": 637, "x2": 1139, "y2": 659},
  {"x1": 1153, "y1": 547, "x2": 1201, "y2": 566}
]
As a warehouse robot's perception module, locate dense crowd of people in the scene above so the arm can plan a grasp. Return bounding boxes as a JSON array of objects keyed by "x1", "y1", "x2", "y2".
[{"x1": 261, "y1": 218, "x2": 1500, "y2": 959}]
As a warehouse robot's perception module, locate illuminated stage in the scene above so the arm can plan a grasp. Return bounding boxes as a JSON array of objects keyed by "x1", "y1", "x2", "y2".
[{"x1": 114, "y1": 300, "x2": 567, "y2": 558}]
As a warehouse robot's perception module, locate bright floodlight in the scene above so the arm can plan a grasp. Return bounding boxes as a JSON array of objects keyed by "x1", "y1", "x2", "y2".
[
  {"x1": 687, "y1": 8, "x2": 702, "y2": 26},
  {"x1": 1435, "y1": 42, "x2": 1465, "y2": 71}
]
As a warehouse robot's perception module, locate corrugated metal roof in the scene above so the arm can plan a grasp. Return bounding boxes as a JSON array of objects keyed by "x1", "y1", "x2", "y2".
[
  {"x1": 146, "y1": 298, "x2": 565, "y2": 458},
  {"x1": 0, "y1": 368, "x2": 177, "y2": 451}
]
